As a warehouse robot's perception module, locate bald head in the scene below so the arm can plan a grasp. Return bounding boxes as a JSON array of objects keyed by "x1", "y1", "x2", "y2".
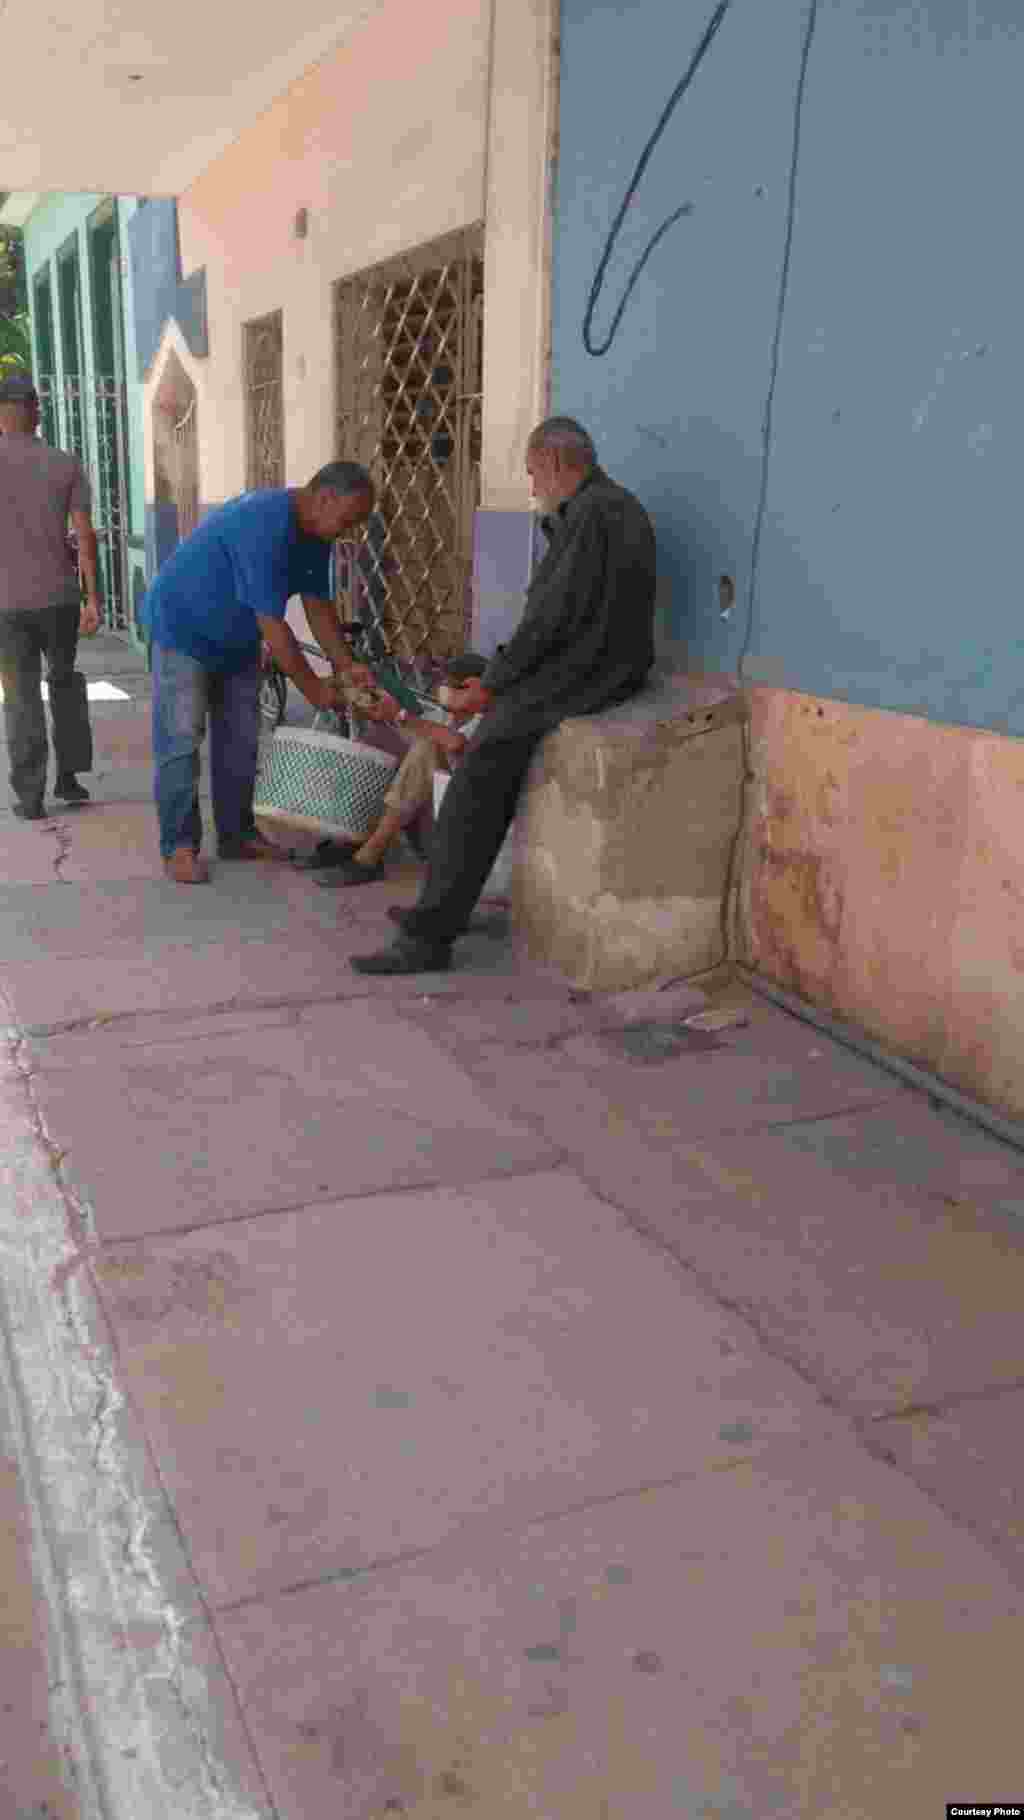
[
  {"x1": 527, "y1": 416, "x2": 596, "y2": 467},
  {"x1": 525, "y1": 416, "x2": 596, "y2": 516}
]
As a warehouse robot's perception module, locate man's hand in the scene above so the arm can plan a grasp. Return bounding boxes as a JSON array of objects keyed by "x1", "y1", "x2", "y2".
[
  {"x1": 334, "y1": 660, "x2": 375, "y2": 692},
  {"x1": 80, "y1": 596, "x2": 101, "y2": 637},
  {"x1": 420, "y1": 721, "x2": 469, "y2": 758},
  {"x1": 309, "y1": 676, "x2": 348, "y2": 714}
]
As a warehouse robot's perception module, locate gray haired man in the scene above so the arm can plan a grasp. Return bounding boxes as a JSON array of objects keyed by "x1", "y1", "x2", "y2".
[
  {"x1": 0, "y1": 370, "x2": 101, "y2": 819},
  {"x1": 352, "y1": 416, "x2": 658, "y2": 974}
]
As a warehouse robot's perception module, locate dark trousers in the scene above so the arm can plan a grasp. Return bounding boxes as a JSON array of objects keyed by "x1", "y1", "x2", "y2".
[
  {"x1": 402, "y1": 723, "x2": 545, "y2": 947},
  {"x1": 0, "y1": 601, "x2": 92, "y2": 808}
]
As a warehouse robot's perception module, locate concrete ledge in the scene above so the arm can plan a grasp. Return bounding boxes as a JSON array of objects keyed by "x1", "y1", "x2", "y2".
[{"x1": 513, "y1": 673, "x2": 747, "y2": 991}]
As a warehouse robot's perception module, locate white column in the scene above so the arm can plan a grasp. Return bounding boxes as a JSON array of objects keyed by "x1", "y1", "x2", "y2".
[{"x1": 479, "y1": 0, "x2": 560, "y2": 509}]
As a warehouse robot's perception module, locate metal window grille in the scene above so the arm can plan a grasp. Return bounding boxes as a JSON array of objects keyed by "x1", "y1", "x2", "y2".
[
  {"x1": 244, "y1": 312, "x2": 285, "y2": 490},
  {"x1": 57, "y1": 244, "x2": 89, "y2": 467},
  {"x1": 171, "y1": 396, "x2": 200, "y2": 542},
  {"x1": 35, "y1": 374, "x2": 131, "y2": 633},
  {"x1": 334, "y1": 225, "x2": 484, "y2": 662},
  {"x1": 92, "y1": 376, "x2": 131, "y2": 632}
]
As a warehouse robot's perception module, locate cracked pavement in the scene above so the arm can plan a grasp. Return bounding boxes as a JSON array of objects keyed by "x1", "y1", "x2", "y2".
[{"x1": 0, "y1": 634, "x2": 1022, "y2": 1818}]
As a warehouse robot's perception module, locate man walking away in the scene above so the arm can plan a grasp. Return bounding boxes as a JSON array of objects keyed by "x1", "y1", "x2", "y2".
[
  {"x1": 351, "y1": 416, "x2": 658, "y2": 975},
  {"x1": 0, "y1": 371, "x2": 101, "y2": 820},
  {"x1": 143, "y1": 462, "x2": 379, "y2": 883}
]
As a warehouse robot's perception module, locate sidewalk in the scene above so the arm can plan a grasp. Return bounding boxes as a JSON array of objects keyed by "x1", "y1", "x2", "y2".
[{"x1": 1, "y1": 633, "x2": 1022, "y2": 1819}]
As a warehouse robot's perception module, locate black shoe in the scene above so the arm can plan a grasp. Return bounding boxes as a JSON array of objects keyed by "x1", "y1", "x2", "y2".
[
  {"x1": 350, "y1": 937, "x2": 452, "y2": 975},
  {"x1": 12, "y1": 800, "x2": 46, "y2": 821},
  {"x1": 292, "y1": 839, "x2": 357, "y2": 871},
  {"x1": 387, "y1": 904, "x2": 474, "y2": 938},
  {"x1": 54, "y1": 775, "x2": 90, "y2": 804},
  {"x1": 316, "y1": 858, "x2": 386, "y2": 889}
]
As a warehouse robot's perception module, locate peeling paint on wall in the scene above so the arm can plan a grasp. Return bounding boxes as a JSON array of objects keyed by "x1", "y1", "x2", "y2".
[{"x1": 738, "y1": 684, "x2": 1024, "y2": 1121}]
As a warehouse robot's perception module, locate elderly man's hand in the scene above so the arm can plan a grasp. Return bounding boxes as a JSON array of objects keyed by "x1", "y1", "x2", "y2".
[{"x1": 359, "y1": 690, "x2": 401, "y2": 724}]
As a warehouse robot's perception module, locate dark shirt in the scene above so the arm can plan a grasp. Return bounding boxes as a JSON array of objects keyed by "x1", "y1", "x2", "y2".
[{"x1": 481, "y1": 465, "x2": 657, "y2": 737}]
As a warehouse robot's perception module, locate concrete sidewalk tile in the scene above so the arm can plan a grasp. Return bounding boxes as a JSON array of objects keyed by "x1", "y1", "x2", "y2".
[
  {"x1": 0, "y1": 816, "x2": 69, "y2": 884},
  {"x1": 85, "y1": 759, "x2": 171, "y2": 804},
  {"x1": 55, "y1": 801, "x2": 165, "y2": 883},
  {"x1": 418, "y1": 1041, "x2": 1024, "y2": 1417},
  {"x1": 93, "y1": 1170, "x2": 825, "y2": 1608},
  {"x1": 596, "y1": 978, "x2": 710, "y2": 1023},
  {"x1": 0, "y1": 934, "x2": 350, "y2": 1032},
  {"x1": 92, "y1": 711, "x2": 153, "y2": 761},
  {"x1": 614, "y1": 1124, "x2": 1024, "y2": 1416},
  {"x1": 0, "y1": 870, "x2": 318, "y2": 962},
  {"x1": 772, "y1": 1092, "x2": 1024, "y2": 1206},
  {"x1": 396, "y1": 990, "x2": 594, "y2": 1054},
  {"x1": 451, "y1": 1040, "x2": 906, "y2": 1175},
  {"x1": 37, "y1": 999, "x2": 557, "y2": 1239},
  {"x1": 24, "y1": 1003, "x2": 304, "y2": 1070},
  {"x1": 869, "y1": 1388, "x2": 1024, "y2": 1588},
  {"x1": 212, "y1": 1438, "x2": 1022, "y2": 1820}
]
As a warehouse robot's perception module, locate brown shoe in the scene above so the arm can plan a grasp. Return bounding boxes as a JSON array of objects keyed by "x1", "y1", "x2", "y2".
[
  {"x1": 164, "y1": 848, "x2": 210, "y2": 884},
  {"x1": 218, "y1": 833, "x2": 284, "y2": 861}
]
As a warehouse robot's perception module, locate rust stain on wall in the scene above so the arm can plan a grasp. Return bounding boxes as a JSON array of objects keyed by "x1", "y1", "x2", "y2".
[{"x1": 737, "y1": 685, "x2": 1024, "y2": 1121}]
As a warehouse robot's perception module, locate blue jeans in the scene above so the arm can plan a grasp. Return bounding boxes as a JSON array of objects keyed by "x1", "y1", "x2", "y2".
[{"x1": 151, "y1": 643, "x2": 262, "y2": 859}]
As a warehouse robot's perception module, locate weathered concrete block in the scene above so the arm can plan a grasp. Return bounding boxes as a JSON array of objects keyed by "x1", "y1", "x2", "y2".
[{"x1": 513, "y1": 675, "x2": 746, "y2": 991}]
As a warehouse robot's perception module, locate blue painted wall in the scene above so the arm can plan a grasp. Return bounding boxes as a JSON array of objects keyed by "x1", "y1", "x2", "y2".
[
  {"x1": 551, "y1": 0, "x2": 1024, "y2": 735},
  {"x1": 127, "y1": 200, "x2": 208, "y2": 381}
]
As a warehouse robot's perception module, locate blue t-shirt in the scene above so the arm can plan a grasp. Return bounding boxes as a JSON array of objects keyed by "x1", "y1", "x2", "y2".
[{"x1": 144, "y1": 490, "x2": 332, "y2": 672}]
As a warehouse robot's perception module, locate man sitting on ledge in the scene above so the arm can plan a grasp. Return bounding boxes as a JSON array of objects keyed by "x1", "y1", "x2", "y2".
[{"x1": 351, "y1": 416, "x2": 658, "y2": 976}]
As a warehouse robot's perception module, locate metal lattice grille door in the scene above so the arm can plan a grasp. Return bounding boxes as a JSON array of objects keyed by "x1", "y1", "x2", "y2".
[
  {"x1": 171, "y1": 397, "x2": 200, "y2": 542},
  {"x1": 58, "y1": 246, "x2": 89, "y2": 469},
  {"x1": 335, "y1": 226, "x2": 484, "y2": 661},
  {"x1": 92, "y1": 376, "x2": 131, "y2": 631},
  {"x1": 244, "y1": 312, "x2": 285, "y2": 490},
  {"x1": 35, "y1": 374, "x2": 130, "y2": 633}
]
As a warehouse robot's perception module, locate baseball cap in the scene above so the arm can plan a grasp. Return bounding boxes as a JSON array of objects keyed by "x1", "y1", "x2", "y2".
[{"x1": 0, "y1": 370, "x2": 38, "y2": 405}]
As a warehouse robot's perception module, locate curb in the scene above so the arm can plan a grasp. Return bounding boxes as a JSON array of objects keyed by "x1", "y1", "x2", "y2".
[{"x1": 0, "y1": 1010, "x2": 268, "y2": 1820}]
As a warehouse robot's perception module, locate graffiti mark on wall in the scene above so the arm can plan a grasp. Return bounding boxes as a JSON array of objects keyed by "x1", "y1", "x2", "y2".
[
  {"x1": 738, "y1": 0, "x2": 820, "y2": 673},
  {"x1": 582, "y1": 1, "x2": 733, "y2": 359},
  {"x1": 581, "y1": 0, "x2": 822, "y2": 672}
]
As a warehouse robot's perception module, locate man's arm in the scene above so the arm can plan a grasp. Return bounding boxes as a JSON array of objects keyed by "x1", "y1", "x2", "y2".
[
  {"x1": 300, "y1": 596, "x2": 372, "y2": 690},
  {"x1": 70, "y1": 507, "x2": 101, "y2": 634},
  {"x1": 404, "y1": 717, "x2": 468, "y2": 758},
  {"x1": 364, "y1": 695, "x2": 470, "y2": 755},
  {"x1": 256, "y1": 615, "x2": 345, "y2": 713}
]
